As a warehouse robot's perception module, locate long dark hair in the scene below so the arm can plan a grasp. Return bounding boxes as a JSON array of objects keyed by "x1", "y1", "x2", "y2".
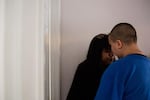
[{"x1": 86, "y1": 34, "x2": 111, "y2": 63}]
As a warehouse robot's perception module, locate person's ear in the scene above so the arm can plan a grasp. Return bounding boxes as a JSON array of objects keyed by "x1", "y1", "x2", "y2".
[{"x1": 116, "y1": 40, "x2": 123, "y2": 49}]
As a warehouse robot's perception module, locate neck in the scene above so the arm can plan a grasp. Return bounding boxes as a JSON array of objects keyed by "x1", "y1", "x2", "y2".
[{"x1": 122, "y1": 44, "x2": 144, "y2": 57}]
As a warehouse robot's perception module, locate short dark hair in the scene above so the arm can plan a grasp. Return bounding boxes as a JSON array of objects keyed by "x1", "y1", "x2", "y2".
[{"x1": 109, "y1": 23, "x2": 137, "y2": 44}]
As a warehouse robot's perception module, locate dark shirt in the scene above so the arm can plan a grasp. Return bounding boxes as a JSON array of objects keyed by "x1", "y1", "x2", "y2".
[{"x1": 66, "y1": 60, "x2": 108, "y2": 100}]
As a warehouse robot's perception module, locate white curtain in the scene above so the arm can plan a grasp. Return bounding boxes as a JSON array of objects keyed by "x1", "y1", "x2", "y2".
[
  {"x1": 0, "y1": 0, "x2": 5, "y2": 99},
  {"x1": 0, "y1": 0, "x2": 45, "y2": 100}
]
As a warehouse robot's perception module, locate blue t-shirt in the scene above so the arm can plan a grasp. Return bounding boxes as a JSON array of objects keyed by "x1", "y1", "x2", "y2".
[{"x1": 95, "y1": 54, "x2": 150, "y2": 100}]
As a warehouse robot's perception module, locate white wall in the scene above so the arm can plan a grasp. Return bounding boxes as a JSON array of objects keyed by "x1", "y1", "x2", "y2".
[{"x1": 61, "y1": 0, "x2": 150, "y2": 100}]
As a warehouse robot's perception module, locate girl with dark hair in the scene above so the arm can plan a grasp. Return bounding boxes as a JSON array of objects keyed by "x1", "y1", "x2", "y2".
[{"x1": 66, "y1": 34, "x2": 114, "y2": 100}]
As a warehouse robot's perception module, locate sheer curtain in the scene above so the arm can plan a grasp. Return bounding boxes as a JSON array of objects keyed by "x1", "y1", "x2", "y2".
[
  {"x1": 0, "y1": 0, "x2": 61, "y2": 99},
  {"x1": 0, "y1": 0, "x2": 45, "y2": 100},
  {"x1": 0, "y1": 0, "x2": 5, "y2": 99}
]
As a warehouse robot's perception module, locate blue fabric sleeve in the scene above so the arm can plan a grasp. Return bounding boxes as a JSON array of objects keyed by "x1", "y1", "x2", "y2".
[
  {"x1": 95, "y1": 54, "x2": 150, "y2": 100},
  {"x1": 94, "y1": 63, "x2": 124, "y2": 100}
]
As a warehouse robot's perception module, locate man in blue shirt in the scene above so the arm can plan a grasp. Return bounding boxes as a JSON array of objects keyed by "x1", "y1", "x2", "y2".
[{"x1": 95, "y1": 23, "x2": 150, "y2": 100}]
